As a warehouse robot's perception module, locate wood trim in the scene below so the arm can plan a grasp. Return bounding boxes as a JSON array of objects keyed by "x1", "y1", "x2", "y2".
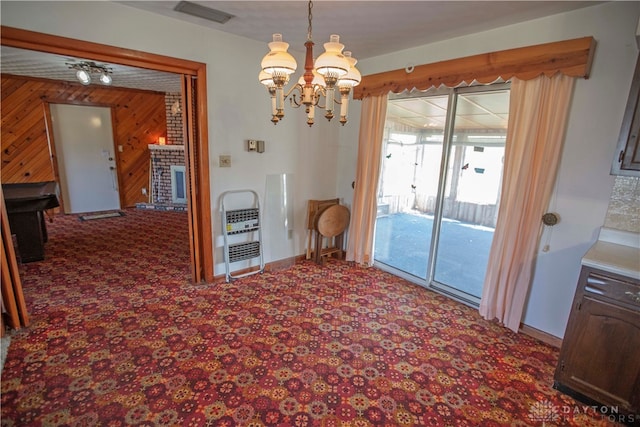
[
  {"x1": 353, "y1": 37, "x2": 596, "y2": 99},
  {"x1": 110, "y1": 105, "x2": 125, "y2": 211},
  {"x1": 1, "y1": 27, "x2": 203, "y2": 75},
  {"x1": 0, "y1": 186, "x2": 30, "y2": 330},
  {"x1": 1, "y1": 25, "x2": 214, "y2": 283},
  {"x1": 519, "y1": 323, "x2": 562, "y2": 348},
  {"x1": 183, "y1": 76, "x2": 198, "y2": 283},
  {"x1": 41, "y1": 102, "x2": 65, "y2": 211},
  {"x1": 195, "y1": 71, "x2": 214, "y2": 283}
]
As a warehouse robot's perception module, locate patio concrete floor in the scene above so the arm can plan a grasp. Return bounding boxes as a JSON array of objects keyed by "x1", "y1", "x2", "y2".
[{"x1": 374, "y1": 212, "x2": 495, "y2": 298}]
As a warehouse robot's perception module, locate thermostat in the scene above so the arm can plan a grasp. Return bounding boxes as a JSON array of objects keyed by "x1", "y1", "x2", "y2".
[
  {"x1": 247, "y1": 140, "x2": 265, "y2": 153},
  {"x1": 542, "y1": 212, "x2": 560, "y2": 226}
]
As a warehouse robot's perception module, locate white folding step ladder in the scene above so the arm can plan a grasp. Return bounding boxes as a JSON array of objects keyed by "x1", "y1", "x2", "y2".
[{"x1": 220, "y1": 190, "x2": 265, "y2": 282}]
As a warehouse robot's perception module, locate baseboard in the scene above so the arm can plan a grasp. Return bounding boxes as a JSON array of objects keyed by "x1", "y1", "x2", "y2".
[
  {"x1": 519, "y1": 323, "x2": 562, "y2": 348},
  {"x1": 213, "y1": 255, "x2": 307, "y2": 282},
  {"x1": 264, "y1": 255, "x2": 305, "y2": 272}
]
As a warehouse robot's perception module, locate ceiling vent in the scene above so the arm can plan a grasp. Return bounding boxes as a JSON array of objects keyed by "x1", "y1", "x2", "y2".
[{"x1": 173, "y1": 1, "x2": 234, "y2": 24}]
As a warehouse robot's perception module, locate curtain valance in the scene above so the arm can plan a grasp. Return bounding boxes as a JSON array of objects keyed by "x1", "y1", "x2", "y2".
[{"x1": 353, "y1": 37, "x2": 595, "y2": 100}]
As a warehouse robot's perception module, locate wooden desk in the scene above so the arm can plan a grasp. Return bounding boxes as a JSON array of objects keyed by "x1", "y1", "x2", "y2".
[{"x1": 2, "y1": 182, "x2": 60, "y2": 263}]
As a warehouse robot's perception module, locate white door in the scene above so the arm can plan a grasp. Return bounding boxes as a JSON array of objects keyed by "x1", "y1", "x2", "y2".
[{"x1": 50, "y1": 104, "x2": 120, "y2": 214}]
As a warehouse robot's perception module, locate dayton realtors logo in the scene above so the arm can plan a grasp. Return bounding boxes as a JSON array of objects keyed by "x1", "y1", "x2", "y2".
[
  {"x1": 528, "y1": 400, "x2": 560, "y2": 424},
  {"x1": 528, "y1": 400, "x2": 637, "y2": 425}
]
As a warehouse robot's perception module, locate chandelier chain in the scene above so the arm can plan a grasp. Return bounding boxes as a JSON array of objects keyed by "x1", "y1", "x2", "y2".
[{"x1": 307, "y1": 1, "x2": 313, "y2": 41}]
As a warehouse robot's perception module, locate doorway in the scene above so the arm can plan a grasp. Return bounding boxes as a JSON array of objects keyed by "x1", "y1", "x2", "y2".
[
  {"x1": 50, "y1": 104, "x2": 120, "y2": 214},
  {"x1": 374, "y1": 84, "x2": 510, "y2": 304},
  {"x1": 1, "y1": 26, "x2": 213, "y2": 283}
]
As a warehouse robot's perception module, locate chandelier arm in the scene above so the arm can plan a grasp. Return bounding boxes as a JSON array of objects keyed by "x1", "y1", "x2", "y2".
[
  {"x1": 290, "y1": 93, "x2": 304, "y2": 108},
  {"x1": 283, "y1": 83, "x2": 302, "y2": 101}
]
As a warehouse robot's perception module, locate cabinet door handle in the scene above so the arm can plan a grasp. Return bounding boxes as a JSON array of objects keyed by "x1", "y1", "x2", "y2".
[
  {"x1": 625, "y1": 291, "x2": 640, "y2": 303},
  {"x1": 586, "y1": 276, "x2": 607, "y2": 286},
  {"x1": 584, "y1": 286, "x2": 605, "y2": 295}
]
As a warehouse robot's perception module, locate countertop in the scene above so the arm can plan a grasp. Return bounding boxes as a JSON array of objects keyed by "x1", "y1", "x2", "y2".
[{"x1": 581, "y1": 227, "x2": 640, "y2": 280}]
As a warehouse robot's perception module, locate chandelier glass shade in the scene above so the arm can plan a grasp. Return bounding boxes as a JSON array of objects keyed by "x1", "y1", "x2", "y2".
[
  {"x1": 258, "y1": 1, "x2": 361, "y2": 126},
  {"x1": 68, "y1": 61, "x2": 113, "y2": 86}
]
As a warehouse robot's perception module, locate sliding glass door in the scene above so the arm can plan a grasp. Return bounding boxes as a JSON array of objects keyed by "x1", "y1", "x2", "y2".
[
  {"x1": 374, "y1": 94, "x2": 447, "y2": 279},
  {"x1": 374, "y1": 84, "x2": 509, "y2": 304}
]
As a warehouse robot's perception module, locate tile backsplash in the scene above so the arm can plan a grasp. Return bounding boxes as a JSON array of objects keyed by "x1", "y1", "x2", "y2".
[{"x1": 604, "y1": 176, "x2": 640, "y2": 233}]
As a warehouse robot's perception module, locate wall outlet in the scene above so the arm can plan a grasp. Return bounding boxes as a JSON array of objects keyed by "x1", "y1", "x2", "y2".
[{"x1": 219, "y1": 155, "x2": 231, "y2": 167}]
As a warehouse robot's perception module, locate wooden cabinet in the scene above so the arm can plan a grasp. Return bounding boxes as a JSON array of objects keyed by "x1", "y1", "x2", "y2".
[
  {"x1": 611, "y1": 52, "x2": 640, "y2": 175},
  {"x1": 554, "y1": 266, "x2": 640, "y2": 415}
]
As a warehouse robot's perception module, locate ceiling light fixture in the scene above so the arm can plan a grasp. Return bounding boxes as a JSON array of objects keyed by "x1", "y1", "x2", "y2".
[
  {"x1": 67, "y1": 61, "x2": 113, "y2": 86},
  {"x1": 259, "y1": 0, "x2": 361, "y2": 126}
]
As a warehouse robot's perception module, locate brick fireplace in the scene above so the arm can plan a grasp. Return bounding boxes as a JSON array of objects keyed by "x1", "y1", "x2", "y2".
[
  {"x1": 136, "y1": 93, "x2": 188, "y2": 212},
  {"x1": 145, "y1": 144, "x2": 187, "y2": 209}
]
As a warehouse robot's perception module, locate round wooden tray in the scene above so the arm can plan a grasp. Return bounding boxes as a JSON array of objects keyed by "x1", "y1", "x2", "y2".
[{"x1": 315, "y1": 204, "x2": 350, "y2": 237}]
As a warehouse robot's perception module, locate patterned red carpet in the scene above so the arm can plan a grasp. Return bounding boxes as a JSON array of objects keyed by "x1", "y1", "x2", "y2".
[{"x1": 1, "y1": 209, "x2": 616, "y2": 426}]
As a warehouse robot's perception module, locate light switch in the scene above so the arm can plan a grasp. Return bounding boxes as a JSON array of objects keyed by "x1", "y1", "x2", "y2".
[{"x1": 219, "y1": 155, "x2": 231, "y2": 167}]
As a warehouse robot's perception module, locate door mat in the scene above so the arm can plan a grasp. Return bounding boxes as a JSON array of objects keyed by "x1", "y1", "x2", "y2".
[{"x1": 79, "y1": 211, "x2": 125, "y2": 221}]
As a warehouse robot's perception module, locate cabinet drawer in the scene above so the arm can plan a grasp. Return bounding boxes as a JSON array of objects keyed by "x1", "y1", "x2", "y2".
[{"x1": 584, "y1": 272, "x2": 640, "y2": 308}]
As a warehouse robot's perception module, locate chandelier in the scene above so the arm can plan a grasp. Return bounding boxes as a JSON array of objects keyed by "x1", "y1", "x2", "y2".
[
  {"x1": 67, "y1": 61, "x2": 113, "y2": 86},
  {"x1": 258, "y1": 1, "x2": 361, "y2": 126}
]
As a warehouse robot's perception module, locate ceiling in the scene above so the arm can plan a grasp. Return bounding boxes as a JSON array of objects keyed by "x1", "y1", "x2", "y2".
[
  {"x1": 118, "y1": 1, "x2": 600, "y2": 61},
  {"x1": 1, "y1": 1, "x2": 598, "y2": 121}
]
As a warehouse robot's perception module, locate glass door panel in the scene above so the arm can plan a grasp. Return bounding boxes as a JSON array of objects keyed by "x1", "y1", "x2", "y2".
[
  {"x1": 374, "y1": 95, "x2": 448, "y2": 279},
  {"x1": 432, "y1": 89, "x2": 509, "y2": 299}
]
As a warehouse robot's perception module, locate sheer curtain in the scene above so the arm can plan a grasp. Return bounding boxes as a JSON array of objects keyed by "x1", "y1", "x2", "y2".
[
  {"x1": 479, "y1": 74, "x2": 575, "y2": 332},
  {"x1": 346, "y1": 95, "x2": 388, "y2": 265}
]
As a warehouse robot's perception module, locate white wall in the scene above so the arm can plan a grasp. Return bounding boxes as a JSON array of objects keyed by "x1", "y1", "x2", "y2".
[
  {"x1": 0, "y1": 0, "x2": 344, "y2": 273},
  {"x1": 337, "y1": 1, "x2": 640, "y2": 338}
]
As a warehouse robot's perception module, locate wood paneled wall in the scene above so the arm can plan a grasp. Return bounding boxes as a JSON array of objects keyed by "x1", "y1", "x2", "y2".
[{"x1": 1, "y1": 74, "x2": 167, "y2": 208}]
